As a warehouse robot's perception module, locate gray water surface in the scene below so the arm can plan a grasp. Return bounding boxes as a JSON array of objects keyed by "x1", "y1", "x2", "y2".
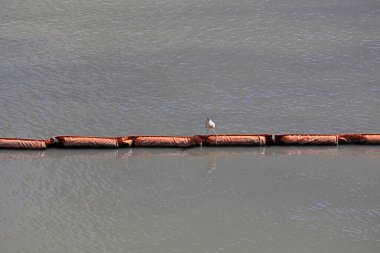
[
  {"x1": 1, "y1": 147, "x2": 380, "y2": 253},
  {"x1": 1, "y1": 0, "x2": 380, "y2": 252},
  {"x1": 1, "y1": 0, "x2": 379, "y2": 136}
]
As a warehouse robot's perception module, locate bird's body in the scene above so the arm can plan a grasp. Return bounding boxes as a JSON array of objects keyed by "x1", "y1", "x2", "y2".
[
  {"x1": 205, "y1": 118, "x2": 217, "y2": 135},
  {"x1": 205, "y1": 118, "x2": 215, "y2": 129}
]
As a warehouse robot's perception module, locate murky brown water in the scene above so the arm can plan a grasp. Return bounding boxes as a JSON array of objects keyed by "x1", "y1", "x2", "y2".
[{"x1": 1, "y1": 0, "x2": 380, "y2": 252}]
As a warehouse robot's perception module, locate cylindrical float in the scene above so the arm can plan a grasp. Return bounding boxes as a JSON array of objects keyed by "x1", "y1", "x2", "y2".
[
  {"x1": 1, "y1": 133, "x2": 380, "y2": 150},
  {"x1": 196, "y1": 134, "x2": 271, "y2": 146},
  {"x1": 54, "y1": 136, "x2": 121, "y2": 148},
  {"x1": 338, "y1": 134, "x2": 380, "y2": 144},
  {"x1": 274, "y1": 134, "x2": 338, "y2": 145},
  {"x1": 0, "y1": 138, "x2": 51, "y2": 149},
  {"x1": 132, "y1": 136, "x2": 198, "y2": 147}
]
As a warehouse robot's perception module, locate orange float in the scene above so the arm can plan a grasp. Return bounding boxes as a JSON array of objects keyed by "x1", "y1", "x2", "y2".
[
  {"x1": 0, "y1": 137, "x2": 51, "y2": 149},
  {"x1": 131, "y1": 136, "x2": 198, "y2": 147},
  {"x1": 274, "y1": 134, "x2": 338, "y2": 145},
  {"x1": 196, "y1": 134, "x2": 271, "y2": 146},
  {"x1": 1, "y1": 134, "x2": 380, "y2": 150},
  {"x1": 338, "y1": 134, "x2": 380, "y2": 144},
  {"x1": 53, "y1": 136, "x2": 121, "y2": 148}
]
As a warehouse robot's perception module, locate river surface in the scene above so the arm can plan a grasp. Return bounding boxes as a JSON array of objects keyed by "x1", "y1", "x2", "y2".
[{"x1": 1, "y1": 0, "x2": 380, "y2": 252}]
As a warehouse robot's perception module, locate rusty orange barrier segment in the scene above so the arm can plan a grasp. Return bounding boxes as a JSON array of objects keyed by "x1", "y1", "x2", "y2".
[
  {"x1": 0, "y1": 138, "x2": 52, "y2": 149},
  {"x1": 338, "y1": 134, "x2": 380, "y2": 144},
  {"x1": 131, "y1": 136, "x2": 199, "y2": 147},
  {"x1": 274, "y1": 134, "x2": 338, "y2": 145},
  {"x1": 1, "y1": 134, "x2": 380, "y2": 149},
  {"x1": 195, "y1": 134, "x2": 272, "y2": 146},
  {"x1": 54, "y1": 136, "x2": 121, "y2": 148}
]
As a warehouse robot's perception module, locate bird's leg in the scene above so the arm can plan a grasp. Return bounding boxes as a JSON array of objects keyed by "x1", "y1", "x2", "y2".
[{"x1": 213, "y1": 129, "x2": 217, "y2": 145}]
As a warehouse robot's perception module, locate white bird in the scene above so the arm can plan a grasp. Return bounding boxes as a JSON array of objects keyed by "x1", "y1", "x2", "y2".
[{"x1": 205, "y1": 118, "x2": 217, "y2": 135}]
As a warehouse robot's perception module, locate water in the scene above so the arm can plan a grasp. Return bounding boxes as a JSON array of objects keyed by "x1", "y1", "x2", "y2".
[
  {"x1": 1, "y1": 0, "x2": 380, "y2": 252},
  {"x1": 1, "y1": 147, "x2": 380, "y2": 252},
  {"x1": 1, "y1": 0, "x2": 379, "y2": 136}
]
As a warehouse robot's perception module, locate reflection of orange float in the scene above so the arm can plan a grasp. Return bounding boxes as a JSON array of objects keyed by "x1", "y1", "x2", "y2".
[{"x1": 1, "y1": 134, "x2": 380, "y2": 149}]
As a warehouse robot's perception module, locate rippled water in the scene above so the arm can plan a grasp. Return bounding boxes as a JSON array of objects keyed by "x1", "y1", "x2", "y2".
[
  {"x1": 1, "y1": 0, "x2": 379, "y2": 136},
  {"x1": 1, "y1": 147, "x2": 380, "y2": 252},
  {"x1": 1, "y1": 0, "x2": 380, "y2": 252}
]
